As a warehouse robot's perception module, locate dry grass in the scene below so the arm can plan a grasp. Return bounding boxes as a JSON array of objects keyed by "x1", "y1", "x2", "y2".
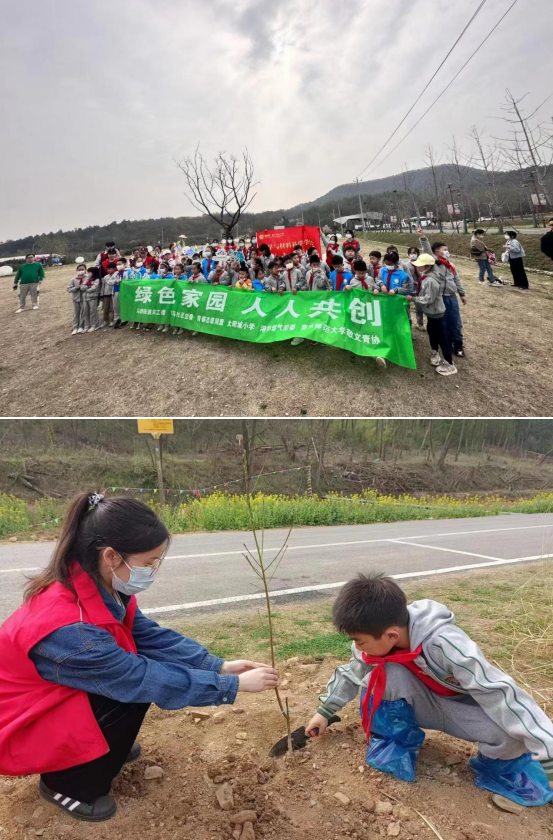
[{"x1": 1, "y1": 252, "x2": 552, "y2": 417}]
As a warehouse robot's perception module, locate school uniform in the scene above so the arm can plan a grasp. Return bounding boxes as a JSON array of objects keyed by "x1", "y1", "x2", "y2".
[
  {"x1": 316, "y1": 599, "x2": 553, "y2": 802},
  {"x1": 208, "y1": 269, "x2": 231, "y2": 286},
  {"x1": 378, "y1": 266, "x2": 414, "y2": 296},
  {"x1": 201, "y1": 258, "x2": 216, "y2": 279},
  {"x1": 330, "y1": 269, "x2": 354, "y2": 291},
  {"x1": 343, "y1": 274, "x2": 378, "y2": 291},
  {"x1": 82, "y1": 277, "x2": 101, "y2": 330},
  {"x1": 326, "y1": 243, "x2": 341, "y2": 268},
  {"x1": 305, "y1": 269, "x2": 332, "y2": 291},
  {"x1": 66, "y1": 276, "x2": 85, "y2": 331},
  {"x1": 280, "y1": 267, "x2": 302, "y2": 292},
  {"x1": 420, "y1": 237, "x2": 465, "y2": 353},
  {"x1": 413, "y1": 269, "x2": 452, "y2": 365},
  {"x1": 106, "y1": 270, "x2": 131, "y2": 321}
]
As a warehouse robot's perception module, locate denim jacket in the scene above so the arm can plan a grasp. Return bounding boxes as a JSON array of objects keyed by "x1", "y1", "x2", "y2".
[{"x1": 29, "y1": 586, "x2": 238, "y2": 709}]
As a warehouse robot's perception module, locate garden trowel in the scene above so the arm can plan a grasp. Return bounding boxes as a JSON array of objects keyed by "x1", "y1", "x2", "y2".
[{"x1": 269, "y1": 715, "x2": 341, "y2": 757}]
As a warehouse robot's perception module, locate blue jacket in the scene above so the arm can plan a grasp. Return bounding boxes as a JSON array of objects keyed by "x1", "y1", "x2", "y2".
[
  {"x1": 202, "y1": 258, "x2": 216, "y2": 279},
  {"x1": 29, "y1": 585, "x2": 238, "y2": 709},
  {"x1": 379, "y1": 266, "x2": 414, "y2": 295},
  {"x1": 330, "y1": 270, "x2": 353, "y2": 290}
]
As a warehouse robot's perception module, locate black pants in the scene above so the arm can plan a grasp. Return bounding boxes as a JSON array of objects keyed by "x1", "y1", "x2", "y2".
[
  {"x1": 427, "y1": 316, "x2": 453, "y2": 365},
  {"x1": 41, "y1": 694, "x2": 150, "y2": 802},
  {"x1": 510, "y1": 257, "x2": 529, "y2": 289}
]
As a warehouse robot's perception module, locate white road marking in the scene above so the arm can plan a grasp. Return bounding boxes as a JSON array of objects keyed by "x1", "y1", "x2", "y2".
[
  {"x1": 163, "y1": 522, "x2": 553, "y2": 561},
  {"x1": 1, "y1": 522, "x2": 552, "y2": 574},
  {"x1": 141, "y1": 551, "x2": 553, "y2": 615},
  {"x1": 389, "y1": 540, "x2": 501, "y2": 561}
]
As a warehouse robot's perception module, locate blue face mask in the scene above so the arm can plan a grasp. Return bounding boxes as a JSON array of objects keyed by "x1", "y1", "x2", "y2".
[{"x1": 112, "y1": 557, "x2": 155, "y2": 596}]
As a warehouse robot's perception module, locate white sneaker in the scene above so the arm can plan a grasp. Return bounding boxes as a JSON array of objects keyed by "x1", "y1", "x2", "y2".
[
  {"x1": 135, "y1": 324, "x2": 141, "y2": 331},
  {"x1": 32, "y1": 305, "x2": 39, "y2": 310},
  {"x1": 87, "y1": 327, "x2": 95, "y2": 333},
  {"x1": 157, "y1": 325, "x2": 164, "y2": 332},
  {"x1": 15, "y1": 308, "x2": 24, "y2": 314},
  {"x1": 172, "y1": 328, "x2": 179, "y2": 335},
  {"x1": 71, "y1": 328, "x2": 78, "y2": 335},
  {"x1": 291, "y1": 337, "x2": 305, "y2": 346},
  {"x1": 129, "y1": 323, "x2": 135, "y2": 330},
  {"x1": 375, "y1": 357, "x2": 387, "y2": 369},
  {"x1": 436, "y1": 362, "x2": 458, "y2": 377},
  {"x1": 161, "y1": 325, "x2": 169, "y2": 333},
  {"x1": 76, "y1": 328, "x2": 84, "y2": 334},
  {"x1": 109, "y1": 320, "x2": 115, "y2": 327},
  {"x1": 491, "y1": 280, "x2": 503, "y2": 287},
  {"x1": 430, "y1": 351, "x2": 441, "y2": 366}
]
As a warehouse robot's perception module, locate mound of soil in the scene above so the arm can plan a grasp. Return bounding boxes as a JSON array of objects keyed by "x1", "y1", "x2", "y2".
[{"x1": 1, "y1": 657, "x2": 551, "y2": 840}]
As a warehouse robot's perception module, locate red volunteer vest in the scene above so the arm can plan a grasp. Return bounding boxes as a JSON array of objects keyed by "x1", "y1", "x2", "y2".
[
  {"x1": 0, "y1": 563, "x2": 137, "y2": 775},
  {"x1": 360, "y1": 645, "x2": 461, "y2": 741}
]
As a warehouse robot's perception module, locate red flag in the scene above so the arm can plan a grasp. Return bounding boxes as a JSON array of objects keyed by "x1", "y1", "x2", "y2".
[{"x1": 256, "y1": 225, "x2": 322, "y2": 257}]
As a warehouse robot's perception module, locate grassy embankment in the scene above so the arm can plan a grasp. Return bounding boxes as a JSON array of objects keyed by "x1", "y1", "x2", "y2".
[{"x1": 2, "y1": 488, "x2": 553, "y2": 539}]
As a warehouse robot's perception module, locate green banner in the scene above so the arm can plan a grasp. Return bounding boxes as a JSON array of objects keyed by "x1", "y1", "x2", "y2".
[{"x1": 120, "y1": 279, "x2": 416, "y2": 368}]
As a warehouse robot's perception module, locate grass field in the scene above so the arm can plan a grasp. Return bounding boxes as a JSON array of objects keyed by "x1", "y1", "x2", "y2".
[
  {"x1": 2, "y1": 487, "x2": 553, "y2": 539},
  {"x1": 1, "y1": 249, "x2": 552, "y2": 416}
]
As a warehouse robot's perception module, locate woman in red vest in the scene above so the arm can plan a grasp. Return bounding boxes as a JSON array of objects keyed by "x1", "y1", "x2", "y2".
[{"x1": 0, "y1": 494, "x2": 278, "y2": 822}]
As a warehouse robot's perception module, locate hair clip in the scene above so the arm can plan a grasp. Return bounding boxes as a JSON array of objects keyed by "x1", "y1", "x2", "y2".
[{"x1": 88, "y1": 493, "x2": 104, "y2": 509}]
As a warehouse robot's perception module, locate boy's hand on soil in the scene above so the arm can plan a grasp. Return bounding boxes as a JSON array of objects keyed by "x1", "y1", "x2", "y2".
[
  {"x1": 237, "y1": 667, "x2": 280, "y2": 692},
  {"x1": 221, "y1": 660, "x2": 274, "y2": 675},
  {"x1": 306, "y1": 713, "x2": 328, "y2": 737}
]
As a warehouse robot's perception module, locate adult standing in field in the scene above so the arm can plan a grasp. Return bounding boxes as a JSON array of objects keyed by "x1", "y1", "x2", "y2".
[
  {"x1": 503, "y1": 231, "x2": 529, "y2": 290},
  {"x1": 342, "y1": 229, "x2": 361, "y2": 255},
  {"x1": 13, "y1": 254, "x2": 44, "y2": 313},
  {"x1": 540, "y1": 218, "x2": 553, "y2": 266},
  {"x1": 0, "y1": 494, "x2": 279, "y2": 823},
  {"x1": 470, "y1": 229, "x2": 503, "y2": 286}
]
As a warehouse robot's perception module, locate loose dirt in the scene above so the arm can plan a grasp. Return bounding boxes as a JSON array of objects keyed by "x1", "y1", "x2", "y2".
[
  {"x1": 1, "y1": 656, "x2": 552, "y2": 840},
  {"x1": 1, "y1": 252, "x2": 552, "y2": 417}
]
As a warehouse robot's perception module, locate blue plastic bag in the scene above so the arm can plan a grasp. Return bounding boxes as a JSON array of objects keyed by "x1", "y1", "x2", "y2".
[
  {"x1": 360, "y1": 692, "x2": 425, "y2": 782},
  {"x1": 470, "y1": 752, "x2": 553, "y2": 806}
]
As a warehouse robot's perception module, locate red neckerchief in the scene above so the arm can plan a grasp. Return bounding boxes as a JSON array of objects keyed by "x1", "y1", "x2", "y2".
[
  {"x1": 327, "y1": 243, "x2": 339, "y2": 253},
  {"x1": 355, "y1": 275, "x2": 370, "y2": 289},
  {"x1": 334, "y1": 271, "x2": 345, "y2": 291},
  {"x1": 360, "y1": 645, "x2": 461, "y2": 740},
  {"x1": 373, "y1": 264, "x2": 381, "y2": 279},
  {"x1": 383, "y1": 267, "x2": 396, "y2": 290},
  {"x1": 436, "y1": 256, "x2": 456, "y2": 274}
]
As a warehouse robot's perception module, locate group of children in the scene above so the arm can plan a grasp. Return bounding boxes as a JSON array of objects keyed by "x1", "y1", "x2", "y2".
[{"x1": 66, "y1": 228, "x2": 469, "y2": 376}]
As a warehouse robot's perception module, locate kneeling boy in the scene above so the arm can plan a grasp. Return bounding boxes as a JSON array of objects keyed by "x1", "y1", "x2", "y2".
[{"x1": 306, "y1": 573, "x2": 553, "y2": 807}]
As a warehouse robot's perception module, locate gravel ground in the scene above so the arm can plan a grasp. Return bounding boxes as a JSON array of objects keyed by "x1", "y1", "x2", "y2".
[{"x1": 1, "y1": 250, "x2": 552, "y2": 417}]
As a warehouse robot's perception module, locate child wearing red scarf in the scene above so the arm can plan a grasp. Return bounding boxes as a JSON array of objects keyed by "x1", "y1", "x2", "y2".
[{"x1": 305, "y1": 573, "x2": 553, "y2": 807}]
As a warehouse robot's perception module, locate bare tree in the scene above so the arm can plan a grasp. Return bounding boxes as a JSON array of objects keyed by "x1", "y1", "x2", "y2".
[
  {"x1": 424, "y1": 145, "x2": 446, "y2": 233},
  {"x1": 469, "y1": 127, "x2": 505, "y2": 234},
  {"x1": 446, "y1": 137, "x2": 478, "y2": 229},
  {"x1": 493, "y1": 90, "x2": 553, "y2": 227},
  {"x1": 401, "y1": 167, "x2": 423, "y2": 229},
  {"x1": 176, "y1": 146, "x2": 259, "y2": 238}
]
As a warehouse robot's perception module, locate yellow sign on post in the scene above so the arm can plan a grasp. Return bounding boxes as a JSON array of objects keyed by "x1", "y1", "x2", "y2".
[
  {"x1": 137, "y1": 419, "x2": 174, "y2": 436},
  {"x1": 137, "y1": 420, "x2": 173, "y2": 502}
]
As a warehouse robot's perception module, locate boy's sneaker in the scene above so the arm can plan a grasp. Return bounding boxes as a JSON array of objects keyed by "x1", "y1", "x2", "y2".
[
  {"x1": 15, "y1": 308, "x2": 24, "y2": 314},
  {"x1": 454, "y1": 348, "x2": 465, "y2": 358},
  {"x1": 129, "y1": 323, "x2": 136, "y2": 330},
  {"x1": 39, "y1": 779, "x2": 116, "y2": 822},
  {"x1": 76, "y1": 328, "x2": 84, "y2": 334},
  {"x1": 436, "y1": 362, "x2": 458, "y2": 377},
  {"x1": 291, "y1": 337, "x2": 304, "y2": 346},
  {"x1": 71, "y1": 329, "x2": 78, "y2": 336},
  {"x1": 161, "y1": 325, "x2": 169, "y2": 333},
  {"x1": 113, "y1": 319, "x2": 122, "y2": 329},
  {"x1": 135, "y1": 324, "x2": 141, "y2": 331},
  {"x1": 156, "y1": 325, "x2": 164, "y2": 332},
  {"x1": 430, "y1": 351, "x2": 441, "y2": 366},
  {"x1": 120, "y1": 321, "x2": 128, "y2": 328},
  {"x1": 491, "y1": 280, "x2": 503, "y2": 287},
  {"x1": 375, "y1": 357, "x2": 387, "y2": 369},
  {"x1": 32, "y1": 305, "x2": 39, "y2": 310}
]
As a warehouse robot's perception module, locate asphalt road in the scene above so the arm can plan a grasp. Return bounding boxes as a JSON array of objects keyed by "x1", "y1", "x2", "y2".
[{"x1": 2, "y1": 513, "x2": 553, "y2": 623}]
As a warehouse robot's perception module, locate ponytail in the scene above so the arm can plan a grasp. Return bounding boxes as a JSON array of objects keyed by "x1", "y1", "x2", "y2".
[{"x1": 24, "y1": 492, "x2": 170, "y2": 602}]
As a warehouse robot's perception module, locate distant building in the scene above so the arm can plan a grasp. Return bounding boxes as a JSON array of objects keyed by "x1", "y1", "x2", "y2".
[{"x1": 333, "y1": 213, "x2": 383, "y2": 230}]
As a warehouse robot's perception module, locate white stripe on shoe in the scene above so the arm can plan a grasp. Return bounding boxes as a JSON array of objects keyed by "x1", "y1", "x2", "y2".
[
  {"x1": 53, "y1": 793, "x2": 62, "y2": 801},
  {"x1": 68, "y1": 800, "x2": 81, "y2": 811},
  {"x1": 61, "y1": 797, "x2": 71, "y2": 806}
]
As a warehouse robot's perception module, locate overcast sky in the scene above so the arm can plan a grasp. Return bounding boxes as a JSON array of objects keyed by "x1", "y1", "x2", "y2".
[{"x1": 2, "y1": 0, "x2": 552, "y2": 241}]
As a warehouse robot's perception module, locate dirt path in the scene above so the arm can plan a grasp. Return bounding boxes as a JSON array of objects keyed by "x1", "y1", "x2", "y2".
[
  {"x1": 1, "y1": 253, "x2": 552, "y2": 417},
  {"x1": 2, "y1": 655, "x2": 550, "y2": 840}
]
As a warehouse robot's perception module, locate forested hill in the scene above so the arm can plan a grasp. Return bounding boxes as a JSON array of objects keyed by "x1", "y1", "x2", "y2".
[{"x1": 0, "y1": 164, "x2": 539, "y2": 260}]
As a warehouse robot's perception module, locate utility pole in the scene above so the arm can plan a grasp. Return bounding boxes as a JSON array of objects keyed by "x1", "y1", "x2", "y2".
[
  {"x1": 447, "y1": 184, "x2": 460, "y2": 233},
  {"x1": 337, "y1": 203, "x2": 344, "y2": 235},
  {"x1": 356, "y1": 179, "x2": 366, "y2": 233},
  {"x1": 300, "y1": 204, "x2": 304, "y2": 225}
]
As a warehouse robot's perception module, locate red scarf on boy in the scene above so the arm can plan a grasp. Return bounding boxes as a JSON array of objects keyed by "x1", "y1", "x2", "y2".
[{"x1": 360, "y1": 646, "x2": 461, "y2": 741}]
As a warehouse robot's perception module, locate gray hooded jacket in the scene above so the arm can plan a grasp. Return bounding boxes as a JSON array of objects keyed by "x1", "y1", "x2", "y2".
[
  {"x1": 419, "y1": 237, "x2": 465, "y2": 297},
  {"x1": 317, "y1": 599, "x2": 553, "y2": 767}
]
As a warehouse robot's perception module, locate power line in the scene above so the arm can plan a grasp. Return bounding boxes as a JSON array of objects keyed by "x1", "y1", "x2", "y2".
[
  {"x1": 361, "y1": 0, "x2": 520, "y2": 180},
  {"x1": 355, "y1": 0, "x2": 489, "y2": 181}
]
